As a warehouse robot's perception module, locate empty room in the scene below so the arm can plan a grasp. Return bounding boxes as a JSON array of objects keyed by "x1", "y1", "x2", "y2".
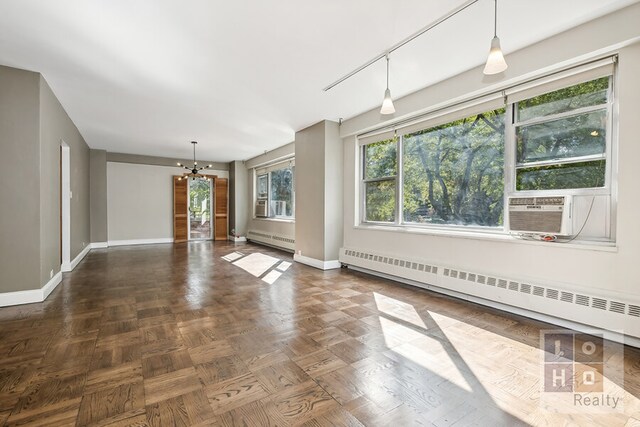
[{"x1": 1, "y1": 0, "x2": 640, "y2": 426}]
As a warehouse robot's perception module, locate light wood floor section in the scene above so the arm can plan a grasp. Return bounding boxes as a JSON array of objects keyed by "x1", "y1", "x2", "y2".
[{"x1": 0, "y1": 241, "x2": 639, "y2": 426}]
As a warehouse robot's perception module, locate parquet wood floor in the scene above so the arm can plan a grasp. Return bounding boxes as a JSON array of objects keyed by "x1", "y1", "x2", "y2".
[{"x1": 1, "y1": 241, "x2": 639, "y2": 426}]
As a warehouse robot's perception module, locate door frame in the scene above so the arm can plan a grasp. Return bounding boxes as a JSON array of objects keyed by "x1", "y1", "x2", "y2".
[{"x1": 61, "y1": 141, "x2": 71, "y2": 271}]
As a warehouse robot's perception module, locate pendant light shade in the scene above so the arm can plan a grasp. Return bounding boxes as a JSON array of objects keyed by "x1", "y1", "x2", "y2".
[
  {"x1": 483, "y1": 0, "x2": 508, "y2": 75},
  {"x1": 380, "y1": 55, "x2": 395, "y2": 115}
]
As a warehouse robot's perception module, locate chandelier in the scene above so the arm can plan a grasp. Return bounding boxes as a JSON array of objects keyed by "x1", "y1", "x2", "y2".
[{"x1": 176, "y1": 141, "x2": 213, "y2": 180}]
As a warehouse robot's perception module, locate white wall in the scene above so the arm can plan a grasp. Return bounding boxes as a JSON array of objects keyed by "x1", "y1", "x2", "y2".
[
  {"x1": 341, "y1": 4, "x2": 640, "y2": 299},
  {"x1": 107, "y1": 162, "x2": 228, "y2": 242}
]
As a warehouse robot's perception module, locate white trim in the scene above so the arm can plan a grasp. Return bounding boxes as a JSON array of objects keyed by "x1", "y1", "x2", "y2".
[
  {"x1": 107, "y1": 238, "x2": 174, "y2": 247},
  {"x1": 293, "y1": 254, "x2": 341, "y2": 270},
  {"x1": 0, "y1": 272, "x2": 62, "y2": 308},
  {"x1": 91, "y1": 242, "x2": 109, "y2": 249},
  {"x1": 62, "y1": 244, "x2": 91, "y2": 272},
  {"x1": 348, "y1": 265, "x2": 640, "y2": 349},
  {"x1": 228, "y1": 235, "x2": 247, "y2": 242}
]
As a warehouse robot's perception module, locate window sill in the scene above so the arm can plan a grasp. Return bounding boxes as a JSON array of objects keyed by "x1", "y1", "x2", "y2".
[
  {"x1": 253, "y1": 217, "x2": 295, "y2": 224},
  {"x1": 354, "y1": 223, "x2": 617, "y2": 253}
]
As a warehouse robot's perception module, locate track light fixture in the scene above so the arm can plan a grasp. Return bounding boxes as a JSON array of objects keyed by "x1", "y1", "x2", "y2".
[
  {"x1": 483, "y1": 0, "x2": 508, "y2": 75},
  {"x1": 380, "y1": 54, "x2": 396, "y2": 115},
  {"x1": 176, "y1": 141, "x2": 213, "y2": 181}
]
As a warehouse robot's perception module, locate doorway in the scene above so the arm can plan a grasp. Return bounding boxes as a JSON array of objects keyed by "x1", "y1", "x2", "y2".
[
  {"x1": 60, "y1": 142, "x2": 71, "y2": 270},
  {"x1": 188, "y1": 177, "x2": 212, "y2": 240}
]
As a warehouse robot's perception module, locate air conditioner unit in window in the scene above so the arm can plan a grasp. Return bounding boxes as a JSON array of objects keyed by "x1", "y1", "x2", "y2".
[
  {"x1": 255, "y1": 200, "x2": 268, "y2": 217},
  {"x1": 508, "y1": 196, "x2": 573, "y2": 236}
]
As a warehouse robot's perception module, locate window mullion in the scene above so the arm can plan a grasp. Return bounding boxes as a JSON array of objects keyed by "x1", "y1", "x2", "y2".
[{"x1": 396, "y1": 133, "x2": 403, "y2": 225}]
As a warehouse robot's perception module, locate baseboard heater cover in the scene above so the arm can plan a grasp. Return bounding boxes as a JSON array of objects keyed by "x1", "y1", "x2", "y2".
[
  {"x1": 247, "y1": 230, "x2": 295, "y2": 251},
  {"x1": 339, "y1": 247, "x2": 640, "y2": 345}
]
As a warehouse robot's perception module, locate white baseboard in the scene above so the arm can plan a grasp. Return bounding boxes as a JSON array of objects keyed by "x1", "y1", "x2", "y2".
[
  {"x1": 62, "y1": 244, "x2": 92, "y2": 272},
  {"x1": 294, "y1": 254, "x2": 341, "y2": 270},
  {"x1": 228, "y1": 235, "x2": 247, "y2": 242},
  {"x1": 108, "y1": 238, "x2": 174, "y2": 247},
  {"x1": 347, "y1": 265, "x2": 640, "y2": 349},
  {"x1": 91, "y1": 241, "x2": 109, "y2": 249},
  {"x1": 0, "y1": 271, "x2": 62, "y2": 308}
]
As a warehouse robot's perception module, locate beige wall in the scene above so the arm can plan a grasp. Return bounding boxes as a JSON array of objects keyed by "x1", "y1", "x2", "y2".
[
  {"x1": 229, "y1": 160, "x2": 249, "y2": 237},
  {"x1": 107, "y1": 162, "x2": 228, "y2": 242},
  {"x1": 0, "y1": 66, "x2": 41, "y2": 292},
  {"x1": 341, "y1": 4, "x2": 640, "y2": 299},
  {"x1": 39, "y1": 77, "x2": 91, "y2": 285}
]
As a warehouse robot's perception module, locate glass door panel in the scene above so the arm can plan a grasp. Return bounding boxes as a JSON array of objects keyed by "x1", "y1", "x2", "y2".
[{"x1": 188, "y1": 177, "x2": 212, "y2": 240}]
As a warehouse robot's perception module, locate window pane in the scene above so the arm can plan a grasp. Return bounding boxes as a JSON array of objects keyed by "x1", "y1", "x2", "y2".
[
  {"x1": 516, "y1": 160, "x2": 605, "y2": 190},
  {"x1": 516, "y1": 110, "x2": 607, "y2": 164},
  {"x1": 257, "y1": 174, "x2": 268, "y2": 199},
  {"x1": 269, "y1": 167, "x2": 294, "y2": 217},
  {"x1": 517, "y1": 77, "x2": 609, "y2": 122},
  {"x1": 364, "y1": 139, "x2": 397, "y2": 179},
  {"x1": 403, "y1": 108, "x2": 505, "y2": 227},
  {"x1": 365, "y1": 180, "x2": 395, "y2": 222}
]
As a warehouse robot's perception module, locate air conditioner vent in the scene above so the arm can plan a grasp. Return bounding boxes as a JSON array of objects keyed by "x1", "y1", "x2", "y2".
[
  {"x1": 468, "y1": 273, "x2": 476, "y2": 282},
  {"x1": 498, "y1": 279, "x2": 507, "y2": 289},
  {"x1": 487, "y1": 277, "x2": 496, "y2": 286},
  {"x1": 477, "y1": 275, "x2": 486, "y2": 284},
  {"x1": 576, "y1": 295, "x2": 590, "y2": 306},
  {"x1": 520, "y1": 284, "x2": 531, "y2": 294},
  {"x1": 628, "y1": 305, "x2": 640, "y2": 317},
  {"x1": 508, "y1": 195, "x2": 572, "y2": 235},
  {"x1": 533, "y1": 286, "x2": 544, "y2": 297},
  {"x1": 609, "y1": 301, "x2": 625, "y2": 314},
  {"x1": 459, "y1": 272, "x2": 467, "y2": 280},
  {"x1": 560, "y1": 292, "x2": 574, "y2": 303},
  {"x1": 546, "y1": 289, "x2": 559, "y2": 300},
  {"x1": 444, "y1": 268, "x2": 450, "y2": 276},
  {"x1": 592, "y1": 298, "x2": 607, "y2": 310},
  {"x1": 508, "y1": 281, "x2": 519, "y2": 291},
  {"x1": 451, "y1": 270, "x2": 458, "y2": 279}
]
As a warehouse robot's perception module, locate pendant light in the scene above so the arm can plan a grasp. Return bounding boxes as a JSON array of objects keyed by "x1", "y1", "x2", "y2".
[
  {"x1": 380, "y1": 54, "x2": 396, "y2": 115},
  {"x1": 176, "y1": 141, "x2": 213, "y2": 180},
  {"x1": 483, "y1": 0, "x2": 508, "y2": 75}
]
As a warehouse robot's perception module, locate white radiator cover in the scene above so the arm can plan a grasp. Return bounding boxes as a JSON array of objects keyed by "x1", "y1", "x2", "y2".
[
  {"x1": 339, "y1": 247, "x2": 640, "y2": 343},
  {"x1": 247, "y1": 230, "x2": 295, "y2": 251}
]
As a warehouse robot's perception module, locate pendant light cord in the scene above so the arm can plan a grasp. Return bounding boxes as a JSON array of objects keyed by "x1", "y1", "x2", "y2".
[
  {"x1": 494, "y1": 0, "x2": 498, "y2": 37},
  {"x1": 386, "y1": 54, "x2": 390, "y2": 89}
]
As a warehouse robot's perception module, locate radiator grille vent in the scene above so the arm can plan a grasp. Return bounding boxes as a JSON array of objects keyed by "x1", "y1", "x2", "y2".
[
  {"x1": 609, "y1": 301, "x2": 625, "y2": 314},
  {"x1": 546, "y1": 289, "x2": 559, "y2": 300},
  {"x1": 560, "y1": 292, "x2": 574, "y2": 303},
  {"x1": 341, "y1": 248, "x2": 639, "y2": 326},
  {"x1": 592, "y1": 298, "x2": 607, "y2": 310}
]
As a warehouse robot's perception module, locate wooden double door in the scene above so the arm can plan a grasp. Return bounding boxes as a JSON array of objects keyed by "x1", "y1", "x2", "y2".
[{"x1": 173, "y1": 176, "x2": 228, "y2": 243}]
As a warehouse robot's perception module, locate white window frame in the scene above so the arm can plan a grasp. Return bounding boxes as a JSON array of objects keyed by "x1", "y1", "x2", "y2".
[
  {"x1": 253, "y1": 158, "x2": 295, "y2": 221},
  {"x1": 357, "y1": 60, "x2": 617, "y2": 242}
]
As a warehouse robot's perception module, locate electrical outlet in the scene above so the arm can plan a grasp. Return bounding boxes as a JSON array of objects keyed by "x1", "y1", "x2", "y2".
[{"x1": 50, "y1": 269, "x2": 53, "y2": 279}]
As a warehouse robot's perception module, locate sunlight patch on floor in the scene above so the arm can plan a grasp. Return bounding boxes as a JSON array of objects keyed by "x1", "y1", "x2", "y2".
[
  {"x1": 374, "y1": 292, "x2": 427, "y2": 329},
  {"x1": 276, "y1": 261, "x2": 291, "y2": 271},
  {"x1": 262, "y1": 270, "x2": 282, "y2": 284},
  {"x1": 222, "y1": 251, "x2": 244, "y2": 262},
  {"x1": 233, "y1": 253, "x2": 279, "y2": 277}
]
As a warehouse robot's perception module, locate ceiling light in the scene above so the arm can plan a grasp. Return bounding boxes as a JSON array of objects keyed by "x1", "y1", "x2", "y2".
[
  {"x1": 483, "y1": 0, "x2": 508, "y2": 75},
  {"x1": 380, "y1": 55, "x2": 396, "y2": 115},
  {"x1": 176, "y1": 141, "x2": 212, "y2": 180}
]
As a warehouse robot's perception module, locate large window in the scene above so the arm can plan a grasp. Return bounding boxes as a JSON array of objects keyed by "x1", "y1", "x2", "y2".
[
  {"x1": 514, "y1": 77, "x2": 610, "y2": 191},
  {"x1": 256, "y1": 160, "x2": 295, "y2": 219},
  {"x1": 360, "y1": 68, "x2": 614, "y2": 235}
]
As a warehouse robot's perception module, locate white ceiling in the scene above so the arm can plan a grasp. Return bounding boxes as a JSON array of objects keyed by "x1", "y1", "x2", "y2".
[{"x1": 0, "y1": 0, "x2": 636, "y2": 162}]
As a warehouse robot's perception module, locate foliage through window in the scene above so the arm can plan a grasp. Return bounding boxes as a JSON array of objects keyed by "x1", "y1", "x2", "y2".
[
  {"x1": 256, "y1": 162, "x2": 295, "y2": 219},
  {"x1": 360, "y1": 74, "x2": 613, "y2": 230}
]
